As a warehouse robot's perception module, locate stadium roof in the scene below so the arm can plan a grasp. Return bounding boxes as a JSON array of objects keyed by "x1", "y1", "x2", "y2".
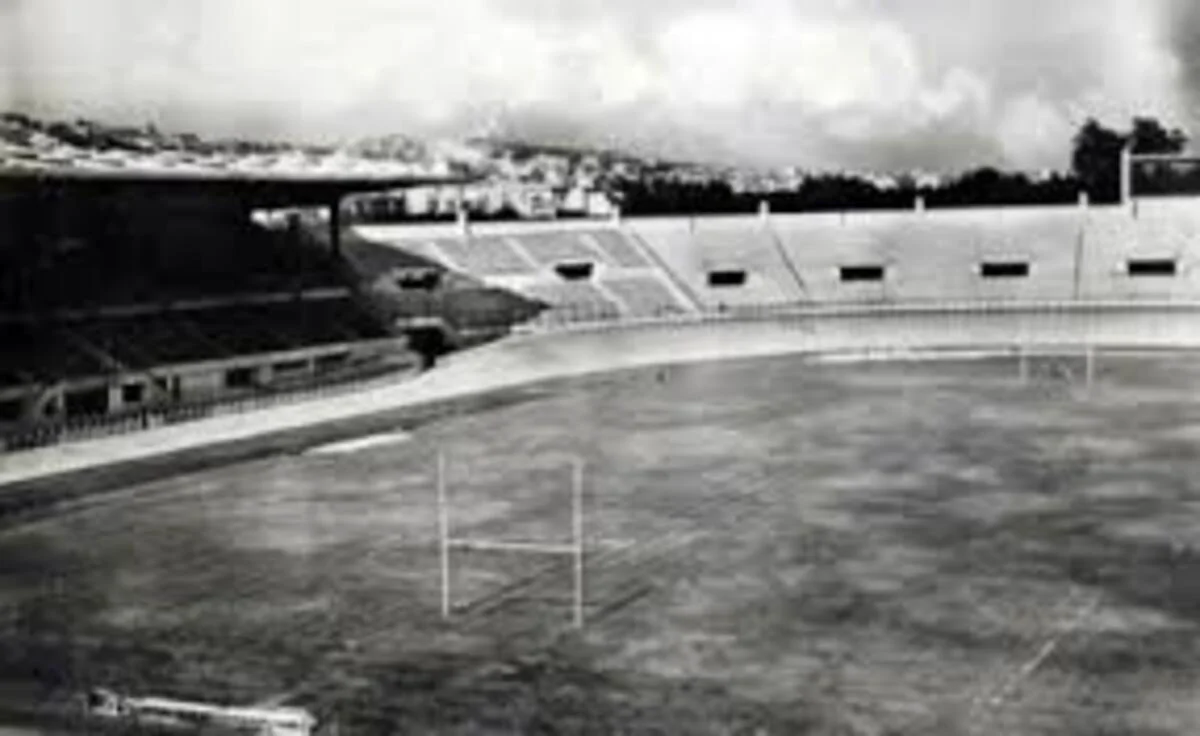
[{"x1": 0, "y1": 164, "x2": 476, "y2": 207}]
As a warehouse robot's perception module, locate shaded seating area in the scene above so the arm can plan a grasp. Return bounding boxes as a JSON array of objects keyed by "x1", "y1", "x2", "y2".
[
  {"x1": 340, "y1": 231, "x2": 439, "y2": 275},
  {"x1": 0, "y1": 323, "x2": 106, "y2": 385},
  {"x1": 2, "y1": 298, "x2": 390, "y2": 385},
  {"x1": 5, "y1": 224, "x2": 345, "y2": 312}
]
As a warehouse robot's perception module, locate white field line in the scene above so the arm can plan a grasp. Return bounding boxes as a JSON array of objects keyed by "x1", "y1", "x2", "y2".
[
  {"x1": 303, "y1": 431, "x2": 413, "y2": 455},
  {"x1": 970, "y1": 594, "x2": 1102, "y2": 716}
]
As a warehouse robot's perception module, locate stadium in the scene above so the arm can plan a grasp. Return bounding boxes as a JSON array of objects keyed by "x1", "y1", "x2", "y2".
[{"x1": 3, "y1": 144, "x2": 1200, "y2": 735}]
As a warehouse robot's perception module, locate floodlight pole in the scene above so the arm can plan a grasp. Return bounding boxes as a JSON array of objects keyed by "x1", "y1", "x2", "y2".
[
  {"x1": 438, "y1": 451, "x2": 451, "y2": 620},
  {"x1": 572, "y1": 458, "x2": 585, "y2": 629}
]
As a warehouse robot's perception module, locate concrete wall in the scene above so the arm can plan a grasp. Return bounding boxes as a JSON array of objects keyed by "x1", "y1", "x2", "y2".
[{"x1": 627, "y1": 200, "x2": 1200, "y2": 306}]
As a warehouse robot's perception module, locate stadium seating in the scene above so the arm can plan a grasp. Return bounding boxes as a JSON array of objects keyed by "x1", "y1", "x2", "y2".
[
  {"x1": 521, "y1": 282, "x2": 622, "y2": 323},
  {"x1": 601, "y1": 276, "x2": 689, "y2": 318},
  {"x1": 61, "y1": 298, "x2": 387, "y2": 373},
  {"x1": 340, "y1": 232, "x2": 437, "y2": 275},
  {"x1": 511, "y1": 231, "x2": 601, "y2": 265},
  {"x1": 586, "y1": 230, "x2": 650, "y2": 268},
  {"x1": 0, "y1": 323, "x2": 107, "y2": 383},
  {"x1": 627, "y1": 219, "x2": 806, "y2": 308},
  {"x1": 431, "y1": 236, "x2": 536, "y2": 275},
  {"x1": 4, "y1": 223, "x2": 344, "y2": 311},
  {"x1": 75, "y1": 313, "x2": 225, "y2": 367}
]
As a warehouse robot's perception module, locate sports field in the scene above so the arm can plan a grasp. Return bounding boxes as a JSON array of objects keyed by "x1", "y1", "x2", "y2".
[{"x1": 2, "y1": 352, "x2": 1200, "y2": 734}]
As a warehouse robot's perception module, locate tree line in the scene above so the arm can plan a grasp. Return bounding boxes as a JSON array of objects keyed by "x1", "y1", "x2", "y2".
[{"x1": 614, "y1": 117, "x2": 1193, "y2": 216}]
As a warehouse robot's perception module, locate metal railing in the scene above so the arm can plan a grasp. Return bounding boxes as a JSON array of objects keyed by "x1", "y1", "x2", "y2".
[
  {"x1": 512, "y1": 296, "x2": 1200, "y2": 336},
  {"x1": 0, "y1": 363, "x2": 407, "y2": 454}
]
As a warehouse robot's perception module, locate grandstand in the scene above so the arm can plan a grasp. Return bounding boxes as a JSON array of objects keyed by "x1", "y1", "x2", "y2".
[
  {"x1": 65, "y1": 297, "x2": 387, "y2": 366},
  {"x1": 11, "y1": 164, "x2": 1200, "y2": 447},
  {"x1": 0, "y1": 166, "x2": 539, "y2": 438},
  {"x1": 355, "y1": 192, "x2": 1200, "y2": 331},
  {"x1": 377, "y1": 225, "x2": 695, "y2": 323}
]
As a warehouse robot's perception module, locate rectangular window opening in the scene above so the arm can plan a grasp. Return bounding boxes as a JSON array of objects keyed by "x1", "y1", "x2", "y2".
[
  {"x1": 1127, "y1": 258, "x2": 1177, "y2": 277},
  {"x1": 315, "y1": 352, "x2": 350, "y2": 373},
  {"x1": 554, "y1": 262, "x2": 594, "y2": 281},
  {"x1": 121, "y1": 383, "x2": 145, "y2": 404},
  {"x1": 708, "y1": 270, "x2": 748, "y2": 287},
  {"x1": 839, "y1": 265, "x2": 886, "y2": 283},
  {"x1": 980, "y1": 261, "x2": 1030, "y2": 278},
  {"x1": 272, "y1": 359, "x2": 309, "y2": 375},
  {"x1": 224, "y1": 367, "x2": 257, "y2": 388}
]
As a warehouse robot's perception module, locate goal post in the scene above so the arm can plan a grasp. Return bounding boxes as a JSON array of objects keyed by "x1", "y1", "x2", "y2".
[
  {"x1": 437, "y1": 450, "x2": 450, "y2": 620},
  {"x1": 1014, "y1": 344, "x2": 1098, "y2": 391},
  {"x1": 572, "y1": 457, "x2": 584, "y2": 629},
  {"x1": 436, "y1": 452, "x2": 588, "y2": 629}
]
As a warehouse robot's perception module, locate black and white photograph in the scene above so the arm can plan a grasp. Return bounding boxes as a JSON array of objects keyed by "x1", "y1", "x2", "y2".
[{"x1": 2, "y1": 0, "x2": 1200, "y2": 732}]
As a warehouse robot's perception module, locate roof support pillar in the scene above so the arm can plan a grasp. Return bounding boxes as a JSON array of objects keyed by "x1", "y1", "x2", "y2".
[{"x1": 329, "y1": 197, "x2": 342, "y2": 258}]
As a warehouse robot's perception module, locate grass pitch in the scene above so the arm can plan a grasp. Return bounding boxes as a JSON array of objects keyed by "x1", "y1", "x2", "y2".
[{"x1": 1, "y1": 353, "x2": 1200, "y2": 734}]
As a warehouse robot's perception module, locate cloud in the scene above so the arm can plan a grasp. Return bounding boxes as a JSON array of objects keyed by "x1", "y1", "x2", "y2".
[
  {"x1": 0, "y1": 0, "x2": 1195, "y2": 171},
  {"x1": 1167, "y1": 0, "x2": 1200, "y2": 120}
]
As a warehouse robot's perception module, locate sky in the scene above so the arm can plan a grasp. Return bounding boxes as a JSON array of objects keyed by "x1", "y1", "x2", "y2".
[{"x1": 1, "y1": 0, "x2": 1198, "y2": 172}]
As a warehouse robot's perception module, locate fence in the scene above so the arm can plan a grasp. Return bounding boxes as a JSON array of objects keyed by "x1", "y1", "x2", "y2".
[
  {"x1": 513, "y1": 296, "x2": 1200, "y2": 337},
  {"x1": 0, "y1": 362, "x2": 406, "y2": 454}
]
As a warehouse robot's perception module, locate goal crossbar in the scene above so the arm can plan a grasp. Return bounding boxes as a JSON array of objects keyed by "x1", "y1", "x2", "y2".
[{"x1": 449, "y1": 539, "x2": 577, "y2": 554}]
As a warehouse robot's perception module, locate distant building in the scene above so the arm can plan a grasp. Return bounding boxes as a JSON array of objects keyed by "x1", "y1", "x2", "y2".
[
  {"x1": 560, "y1": 187, "x2": 616, "y2": 217},
  {"x1": 505, "y1": 182, "x2": 558, "y2": 219}
]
